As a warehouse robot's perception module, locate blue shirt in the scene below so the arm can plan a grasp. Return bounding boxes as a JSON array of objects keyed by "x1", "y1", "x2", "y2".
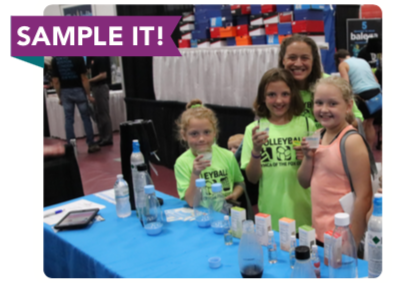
[{"x1": 346, "y1": 57, "x2": 380, "y2": 94}]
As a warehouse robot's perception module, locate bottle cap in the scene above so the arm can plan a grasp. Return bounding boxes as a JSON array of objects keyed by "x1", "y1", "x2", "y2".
[
  {"x1": 373, "y1": 193, "x2": 383, "y2": 216},
  {"x1": 211, "y1": 183, "x2": 222, "y2": 193},
  {"x1": 144, "y1": 185, "x2": 155, "y2": 194},
  {"x1": 312, "y1": 244, "x2": 318, "y2": 253},
  {"x1": 334, "y1": 213, "x2": 350, "y2": 226},
  {"x1": 224, "y1": 215, "x2": 229, "y2": 221},
  {"x1": 195, "y1": 178, "x2": 206, "y2": 187},
  {"x1": 268, "y1": 230, "x2": 274, "y2": 237},
  {"x1": 116, "y1": 174, "x2": 123, "y2": 179},
  {"x1": 295, "y1": 246, "x2": 310, "y2": 260},
  {"x1": 137, "y1": 163, "x2": 147, "y2": 171},
  {"x1": 208, "y1": 257, "x2": 222, "y2": 269},
  {"x1": 132, "y1": 140, "x2": 140, "y2": 153}
]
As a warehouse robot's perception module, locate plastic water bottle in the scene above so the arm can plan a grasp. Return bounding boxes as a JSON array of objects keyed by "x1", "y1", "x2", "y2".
[
  {"x1": 367, "y1": 193, "x2": 382, "y2": 278},
  {"x1": 238, "y1": 220, "x2": 264, "y2": 278},
  {"x1": 311, "y1": 245, "x2": 321, "y2": 278},
  {"x1": 291, "y1": 246, "x2": 317, "y2": 278},
  {"x1": 328, "y1": 213, "x2": 358, "y2": 278},
  {"x1": 268, "y1": 230, "x2": 277, "y2": 264},
  {"x1": 193, "y1": 179, "x2": 210, "y2": 228},
  {"x1": 142, "y1": 185, "x2": 163, "y2": 236},
  {"x1": 135, "y1": 163, "x2": 154, "y2": 224},
  {"x1": 223, "y1": 215, "x2": 233, "y2": 245},
  {"x1": 209, "y1": 183, "x2": 227, "y2": 234},
  {"x1": 130, "y1": 140, "x2": 145, "y2": 214},
  {"x1": 113, "y1": 174, "x2": 131, "y2": 218},
  {"x1": 289, "y1": 234, "x2": 297, "y2": 269}
]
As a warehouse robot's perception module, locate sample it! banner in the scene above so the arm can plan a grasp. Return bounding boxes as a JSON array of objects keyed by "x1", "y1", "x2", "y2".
[{"x1": 11, "y1": 16, "x2": 181, "y2": 57}]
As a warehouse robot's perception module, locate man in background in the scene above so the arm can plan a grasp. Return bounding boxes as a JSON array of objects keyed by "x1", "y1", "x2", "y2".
[
  {"x1": 51, "y1": 57, "x2": 100, "y2": 153},
  {"x1": 88, "y1": 57, "x2": 113, "y2": 146}
]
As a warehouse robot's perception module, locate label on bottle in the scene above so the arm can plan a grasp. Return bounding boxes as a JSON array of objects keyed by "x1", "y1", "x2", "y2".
[{"x1": 368, "y1": 231, "x2": 382, "y2": 276}]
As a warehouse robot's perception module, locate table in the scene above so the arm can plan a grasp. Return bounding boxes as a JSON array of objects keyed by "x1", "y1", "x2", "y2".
[
  {"x1": 44, "y1": 89, "x2": 127, "y2": 140},
  {"x1": 153, "y1": 44, "x2": 328, "y2": 108},
  {"x1": 43, "y1": 191, "x2": 368, "y2": 278}
]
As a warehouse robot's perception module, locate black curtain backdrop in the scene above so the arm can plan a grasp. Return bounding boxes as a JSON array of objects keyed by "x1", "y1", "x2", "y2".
[{"x1": 335, "y1": 5, "x2": 360, "y2": 51}]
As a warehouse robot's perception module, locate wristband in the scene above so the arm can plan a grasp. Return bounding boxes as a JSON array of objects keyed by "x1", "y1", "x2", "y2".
[{"x1": 251, "y1": 151, "x2": 261, "y2": 159}]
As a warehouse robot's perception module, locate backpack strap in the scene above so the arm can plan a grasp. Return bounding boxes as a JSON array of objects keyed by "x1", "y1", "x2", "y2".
[{"x1": 340, "y1": 129, "x2": 378, "y2": 193}]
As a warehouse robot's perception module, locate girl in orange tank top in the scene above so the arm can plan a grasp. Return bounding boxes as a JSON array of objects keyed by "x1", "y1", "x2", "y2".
[{"x1": 297, "y1": 76, "x2": 372, "y2": 247}]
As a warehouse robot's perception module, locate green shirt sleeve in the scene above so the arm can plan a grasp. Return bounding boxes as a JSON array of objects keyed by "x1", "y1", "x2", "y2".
[
  {"x1": 174, "y1": 157, "x2": 192, "y2": 200},
  {"x1": 240, "y1": 122, "x2": 255, "y2": 170},
  {"x1": 352, "y1": 100, "x2": 364, "y2": 122}
]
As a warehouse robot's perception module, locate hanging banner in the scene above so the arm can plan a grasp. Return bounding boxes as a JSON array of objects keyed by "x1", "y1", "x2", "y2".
[
  {"x1": 11, "y1": 16, "x2": 181, "y2": 57},
  {"x1": 346, "y1": 19, "x2": 382, "y2": 57}
]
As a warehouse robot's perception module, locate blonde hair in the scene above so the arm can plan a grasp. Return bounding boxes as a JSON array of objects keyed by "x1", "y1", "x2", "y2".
[
  {"x1": 312, "y1": 76, "x2": 355, "y2": 124},
  {"x1": 228, "y1": 134, "x2": 244, "y2": 148},
  {"x1": 175, "y1": 99, "x2": 219, "y2": 147}
]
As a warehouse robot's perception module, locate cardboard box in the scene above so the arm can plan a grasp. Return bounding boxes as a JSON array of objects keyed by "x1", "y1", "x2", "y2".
[
  {"x1": 178, "y1": 39, "x2": 190, "y2": 48},
  {"x1": 294, "y1": 4, "x2": 325, "y2": 10},
  {"x1": 263, "y1": 12, "x2": 279, "y2": 24},
  {"x1": 181, "y1": 31, "x2": 192, "y2": 40},
  {"x1": 231, "y1": 207, "x2": 246, "y2": 238},
  {"x1": 279, "y1": 11, "x2": 293, "y2": 23},
  {"x1": 192, "y1": 29, "x2": 210, "y2": 40},
  {"x1": 277, "y1": 5, "x2": 294, "y2": 12},
  {"x1": 179, "y1": 22, "x2": 195, "y2": 32},
  {"x1": 250, "y1": 15, "x2": 264, "y2": 26},
  {"x1": 236, "y1": 25, "x2": 249, "y2": 37},
  {"x1": 298, "y1": 225, "x2": 316, "y2": 252},
  {"x1": 236, "y1": 35, "x2": 252, "y2": 46},
  {"x1": 195, "y1": 5, "x2": 229, "y2": 12},
  {"x1": 197, "y1": 39, "x2": 210, "y2": 48},
  {"x1": 278, "y1": 22, "x2": 292, "y2": 35},
  {"x1": 210, "y1": 16, "x2": 232, "y2": 28},
  {"x1": 265, "y1": 23, "x2": 278, "y2": 35},
  {"x1": 210, "y1": 27, "x2": 221, "y2": 38},
  {"x1": 324, "y1": 230, "x2": 332, "y2": 266},
  {"x1": 252, "y1": 35, "x2": 267, "y2": 45},
  {"x1": 195, "y1": 20, "x2": 210, "y2": 32},
  {"x1": 255, "y1": 213, "x2": 272, "y2": 246},
  {"x1": 250, "y1": 4, "x2": 262, "y2": 15},
  {"x1": 231, "y1": 5, "x2": 251, "y2": 16},
  {"x1": 182, "y1": 12, "x2": 195, "y2": 23},
  {"x1": 219, "y1": 26, "x2": 237, "y2": 38},
  {"x1": 294, "y1": 9, "x2": 324, "y2": 21},
  {"x1": 234, "y1": 15, "x2": 250, "y2": 26},
  {"x1": 292, "y1": 20, "x2": 324, "y2": 33},
  {"x1": 210, "y1": 38, "x2": 227, "y2": 47},
  {"x1": 226, "y1": 37, "x2": 236, "y2": 46},
  {"x1": 279, "y1": 217, "x2": 296, "y2": 251},
  {"x1": 249, "y1": 25, "x2": 265, "y2": 36},
  {"x1": 279, "y1": 34, "x2": 292, "y2": 44},
  {"x1": 261, "y1": 5, "x2": 276, "y2": 13},
  {"x1": 330, "y1": 231, "x2": 343, "y2": 268}
]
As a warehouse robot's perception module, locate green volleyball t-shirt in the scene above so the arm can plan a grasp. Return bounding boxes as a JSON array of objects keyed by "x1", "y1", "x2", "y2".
[
  {"x1": 300, "y1": 90, "x2": 364, "y2": 129},
  {"x1": 240, "y1": 116, "x2": 315, "y2": 231},
  {"x1": 175, "y1": 144, "x2": 244, "y2": 206}
]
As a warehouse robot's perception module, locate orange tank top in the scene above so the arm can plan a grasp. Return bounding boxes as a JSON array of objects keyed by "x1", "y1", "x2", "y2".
[{"x1": 311, "y1": 125, "x2": 355, "y2": 242}]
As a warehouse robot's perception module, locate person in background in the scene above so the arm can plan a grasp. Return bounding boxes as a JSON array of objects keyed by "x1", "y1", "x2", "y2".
[
  {"x1": 297, "y1": 76, "x2": 372, "y2": 247},
  {"x1": 174, "y1": 99, "x2": 245, "y2": 208},
  {"x1": 228, "y1": 134, "x2": 244, "y2": 154},
  {"x1": 51, "y1": 57, "x2": 100, "y2": 153},
  {"x1": 241, "y1": 68, "x2": 315, "y2": 231},
  {"x1": 87, "y1": 57, "x2": 113, "y2": 146},
  {"x1": 335, "y1": 49, "x2": 381, "y2": 150}
]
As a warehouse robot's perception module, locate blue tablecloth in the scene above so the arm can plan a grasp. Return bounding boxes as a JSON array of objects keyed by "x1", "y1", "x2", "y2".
[{"x1": 43, "y1": 191, "x2": 368, "y2": 278}]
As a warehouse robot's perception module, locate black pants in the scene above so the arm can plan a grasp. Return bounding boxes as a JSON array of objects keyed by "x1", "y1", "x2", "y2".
[{"x1": 355, "y1": 88, "x2": 382, "y2": 120}]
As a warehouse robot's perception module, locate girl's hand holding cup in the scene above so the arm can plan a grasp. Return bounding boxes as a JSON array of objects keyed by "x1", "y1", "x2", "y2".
[
  {"x1": 193, "y1": 153, "x2": 211, "y2": 176},
  {"x1": 252, "y1": 125, "x2": 269, "y2": 154},
  {"x1": 300, "y1": 137, "x2": 317, "y2": 159}
]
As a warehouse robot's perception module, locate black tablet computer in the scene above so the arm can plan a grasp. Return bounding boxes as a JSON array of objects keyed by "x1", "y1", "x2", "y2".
[{"x1": 54, "y1": 208, "x2": 99, "y2": 230}]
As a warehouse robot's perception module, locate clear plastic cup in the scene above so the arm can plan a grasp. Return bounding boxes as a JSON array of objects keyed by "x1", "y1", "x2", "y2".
[
  {"x1": 198, "y1": 148, "x2": 212, "y2": 162},
  {"x1": 305, "y1": 131, "x2": 320, "y2": 149},
  {"x1": 257, "y1": 121, "x2": 270, "y2": 134}
]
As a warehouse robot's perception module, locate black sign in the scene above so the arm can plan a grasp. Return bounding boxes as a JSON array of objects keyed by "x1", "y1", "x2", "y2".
[{"x1": 346, "y1": 19, "x2": 382, "y2": 57}]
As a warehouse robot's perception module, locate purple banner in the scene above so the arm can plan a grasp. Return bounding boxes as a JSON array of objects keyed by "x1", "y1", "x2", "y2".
[{"x1": 11, "y1": 16, "x2": 181, "y2": 56}]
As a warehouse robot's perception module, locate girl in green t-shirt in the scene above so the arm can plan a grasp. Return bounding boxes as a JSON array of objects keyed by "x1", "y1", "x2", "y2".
[
  {"x1": 241, "y1": 68, "x2": 315, "y2": 231},
  {"x1": 174, "y1": 99, "x2": 245, "y2": 208}
]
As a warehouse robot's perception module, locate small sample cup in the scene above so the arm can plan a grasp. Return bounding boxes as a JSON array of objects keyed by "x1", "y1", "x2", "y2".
[{"x1": 305, "y1": 131, "x2": 320, "y2": 149}]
